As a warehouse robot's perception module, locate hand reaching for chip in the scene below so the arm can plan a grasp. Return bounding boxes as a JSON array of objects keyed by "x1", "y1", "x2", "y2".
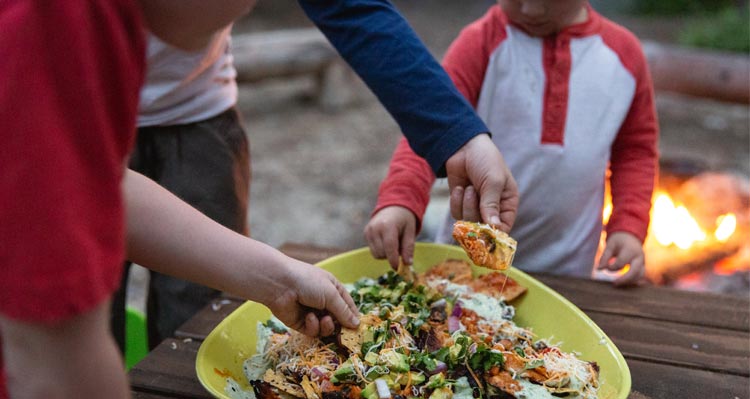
[
  {"x1": 452, "y1": 220, "x2": 517, "y2": 270},
  {"x1": 265, "y1": 257, "x2": 360, "y2": 337}
]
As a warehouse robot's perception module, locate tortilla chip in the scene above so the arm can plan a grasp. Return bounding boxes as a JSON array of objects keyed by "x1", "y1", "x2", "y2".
[
  {"x1": 263, "y1": 369, "x2": 304, "y2": 398},
  {"x1": 423, "y1": 259, "x2": 473, "y2": 284},
  {"x1": 300, "y1": 376, "x2": 320, "y2": 399},
  {"x1": 339, "y1": 314, "x2": 381, "y2": 355},
  {"x1": 251, "y1": 380, "x2": 283, "y2": 399},
  {"x1": 339, "y1": 327, "x2": 360, "y2": 355},
  {"x1": 470, "y1": 272, "x2": 527, "y2": 302},
  {"x1": 452, "y1": 221, "x2": 517, "y2": 270},
  {"x1": 486, "y1": 370, "x2": 522, "y2": 394}
]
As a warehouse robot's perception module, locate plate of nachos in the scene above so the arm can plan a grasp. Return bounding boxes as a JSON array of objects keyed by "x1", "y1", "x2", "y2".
[{"x1": 196, "y1": 243, "x2": 630, "y2": 399}]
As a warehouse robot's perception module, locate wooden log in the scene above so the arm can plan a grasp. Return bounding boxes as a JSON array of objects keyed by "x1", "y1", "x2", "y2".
[
  {"x1": 643, "y1": 40, "x2": 750, "y2": 104},
  {"x1": 232, "y1": 28, "x2": 365, "y2": 108},
  {"x1": 232, "y1": 28, "x2": 337, "y2": 83}
]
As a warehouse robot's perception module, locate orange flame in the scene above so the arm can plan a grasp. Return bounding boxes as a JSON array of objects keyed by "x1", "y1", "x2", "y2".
[
  {"x1": 606, "y1": 191, "x2": 738, "y2": 250},
  {"x1": 601, "y1": 185, "x2": 746, "y2": 280}
]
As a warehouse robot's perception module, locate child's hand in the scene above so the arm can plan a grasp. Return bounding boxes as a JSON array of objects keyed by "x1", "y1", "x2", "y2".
[
  {"x1": 267, "y1": 258, "x2": 360, "y2": 337},
  {"x1": 597, "y1": 231, "x2": 645, "y2": 287},
  {"x1": 364, "y1": 206, "x2": 417, "y2": 270}
]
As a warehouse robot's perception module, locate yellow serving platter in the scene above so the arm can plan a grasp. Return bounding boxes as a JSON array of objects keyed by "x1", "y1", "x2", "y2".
[{"x1": 196, "y1": 243, "x2": 631, "y2": 399}]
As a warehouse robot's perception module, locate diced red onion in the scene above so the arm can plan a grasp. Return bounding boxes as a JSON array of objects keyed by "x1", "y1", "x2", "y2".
[
  {"x1": 448, "y1": 316, "x2": 461, "y2": 333},
  {"x1": 451, "y1": 302, "x2": 463, "y2": 318},
  {"x1": 311, "y1": 367, "x2": 327, "y2": 379}
]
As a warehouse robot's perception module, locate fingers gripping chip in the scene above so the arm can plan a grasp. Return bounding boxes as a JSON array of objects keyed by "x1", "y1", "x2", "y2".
[
  {"x1": 339, "y1": 314, "x2": 381, "y2": 355},
  {"x1": 452, "y1": 221, "x2": 517, "y2": 270}
]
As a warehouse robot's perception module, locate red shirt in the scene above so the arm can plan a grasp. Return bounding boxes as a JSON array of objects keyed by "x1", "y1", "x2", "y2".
[{"x1": 0, "y1": 0, "x2": 145, "y2": 394}]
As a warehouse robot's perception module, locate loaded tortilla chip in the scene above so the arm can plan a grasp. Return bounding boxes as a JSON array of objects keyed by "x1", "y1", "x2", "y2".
[{"x1": 452, "y1": 221, "x2": 517, "y2": 270}]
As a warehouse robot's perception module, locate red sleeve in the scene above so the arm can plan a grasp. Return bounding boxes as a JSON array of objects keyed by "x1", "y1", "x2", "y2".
[
  {"x1": 600, "y1": 22, "x2": 659, "y2": 242},
  {"x1": 442, "y1": 6, "x2": 508, "y2": 108},
  {"x1": 372, "y1": 6, "x2": 507, "y2": 228},
  {"x1": 0, "y1": 0, "x2": 145, "y2": 324},
  {"x1": 373, "y1": 138, "x2": 436, "y2": 231}
]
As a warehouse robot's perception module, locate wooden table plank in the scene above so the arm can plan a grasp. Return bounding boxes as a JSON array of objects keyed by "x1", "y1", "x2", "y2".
[
  {"x1": 534, "y1": 274, "x2": 750, "y2": 332},
  {"x1": 129, "y1": 338, "x2": 212, "y2": 399},
  {"x1": 587, "y1": 310, "x2": 750, "y2": 376},
  {"x1": 627, "y1": 358, "x2": 750, "y2": 399},
  {"x1": 175, "y1": 298, "x2": 243, "y2": 341}
]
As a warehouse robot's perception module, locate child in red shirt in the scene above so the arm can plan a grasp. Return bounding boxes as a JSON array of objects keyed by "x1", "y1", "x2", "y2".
[
  {"x1": 0, "y1": 2, "x2": 357, "y2": 398},
  {"x1": 365, "y1": 0, "x2": 658, "y2": 285}
]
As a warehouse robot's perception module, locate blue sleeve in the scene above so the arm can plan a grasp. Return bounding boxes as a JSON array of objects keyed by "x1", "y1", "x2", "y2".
[{"x1": 298, "y1": 0, "x2": 490, "y2": 176}]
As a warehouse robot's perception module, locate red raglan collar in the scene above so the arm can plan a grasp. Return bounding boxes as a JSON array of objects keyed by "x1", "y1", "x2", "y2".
[{"x1": 558, "y1": 4, "x2": 602, "y2": 38}]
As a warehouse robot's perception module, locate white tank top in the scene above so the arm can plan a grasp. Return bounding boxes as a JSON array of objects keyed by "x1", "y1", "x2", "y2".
[{"x1": 138, "y1": 27, "x2": 237, "y2": 127}]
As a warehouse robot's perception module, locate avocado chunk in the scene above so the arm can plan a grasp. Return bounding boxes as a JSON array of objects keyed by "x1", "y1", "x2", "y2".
[
  {"x1": 380, "y1": 350, "x2": 409, "y2": 373},
  {"x1": 330, "y1": 359, "x2": 356, "y2": 383}
]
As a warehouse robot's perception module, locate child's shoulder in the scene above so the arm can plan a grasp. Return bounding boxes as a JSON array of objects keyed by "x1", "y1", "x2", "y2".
[
  {"x1": 595, "y1": 12, "x2": 649, "y2": 72},
  {"x1": 596, "y1": 13, "x2": 645, "y2": 54}
]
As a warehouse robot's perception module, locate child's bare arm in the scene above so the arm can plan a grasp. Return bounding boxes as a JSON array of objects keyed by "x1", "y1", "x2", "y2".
[
  {"x1": 138, "y1": 0, "x2": 256, "y2": 50},
  {"x1": 0, "y1": 302, "x2": 129, "y2": 399},
  {"x1": 123, "y1": 170, "x2": 359, "y2": 336},
  {"x1": 597, "y1": 231, "x2": 645, "y2": 286}
]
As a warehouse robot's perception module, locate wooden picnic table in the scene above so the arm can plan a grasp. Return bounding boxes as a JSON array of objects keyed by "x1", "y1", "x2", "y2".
[{"x1": 129, "y1": 242, "x2": 750, "y2": 399}]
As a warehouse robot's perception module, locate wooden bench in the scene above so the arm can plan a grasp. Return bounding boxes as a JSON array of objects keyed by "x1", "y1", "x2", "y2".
[{"x1": 643, "y1": 40, "x2": 750, "y2": 104}]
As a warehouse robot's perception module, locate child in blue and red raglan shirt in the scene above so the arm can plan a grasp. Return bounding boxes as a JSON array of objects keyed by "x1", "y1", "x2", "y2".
[{"x1": 365, "y1": 0, "x2": 659, "y2": 286}]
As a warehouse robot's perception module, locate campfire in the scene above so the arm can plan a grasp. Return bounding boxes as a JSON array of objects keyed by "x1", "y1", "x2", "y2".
[{"x1": 601, "y1": 169, "x2": 750, "y2": 293}]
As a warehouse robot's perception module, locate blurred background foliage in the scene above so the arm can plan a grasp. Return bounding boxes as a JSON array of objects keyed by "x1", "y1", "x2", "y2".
[
  {"x1": 631, "y1": 0, "x2": 749, "y2": 53},
  {"x1": 677, "y1": 7, "x2": 749, "y2": 53},
  {"x1": 630, "y1": 0, "x2": 738, "y2": 14}
]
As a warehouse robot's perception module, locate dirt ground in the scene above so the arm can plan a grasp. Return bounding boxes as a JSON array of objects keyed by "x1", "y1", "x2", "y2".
[{"x1": 234, "y1": 1, "x2": 750, "y2": 250}]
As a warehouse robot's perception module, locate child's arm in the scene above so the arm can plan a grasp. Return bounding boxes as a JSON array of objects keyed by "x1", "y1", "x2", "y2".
[
  {"x1": 599, "y1": 34, "x2": 659, "y2": 286},
  {"x1": 298, "y1": 1, "x2": 517, "y2": 230},
  {"x1": 432, "y1": 7, "x2": 517, "y2": 230},
  {"x1": 297, "y1": 0, "x2": 487, "y2": 174},
  {"x1": 124, "y1": 170, "x2": 360, "y2": 337},
  {"x1": 139, "y1": 0, "x2": 256, "y2": 50},
  {"x1": 0, "y1": 302, "x2": 130, "y2": 399},
  {"x1": 365, "y1": 138, "x2": 435, "y2": 269}
]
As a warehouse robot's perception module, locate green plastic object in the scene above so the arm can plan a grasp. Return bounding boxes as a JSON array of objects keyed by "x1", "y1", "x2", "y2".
[{"x1": 125, "y1": 305, "x2": 149, "y2": 370}]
